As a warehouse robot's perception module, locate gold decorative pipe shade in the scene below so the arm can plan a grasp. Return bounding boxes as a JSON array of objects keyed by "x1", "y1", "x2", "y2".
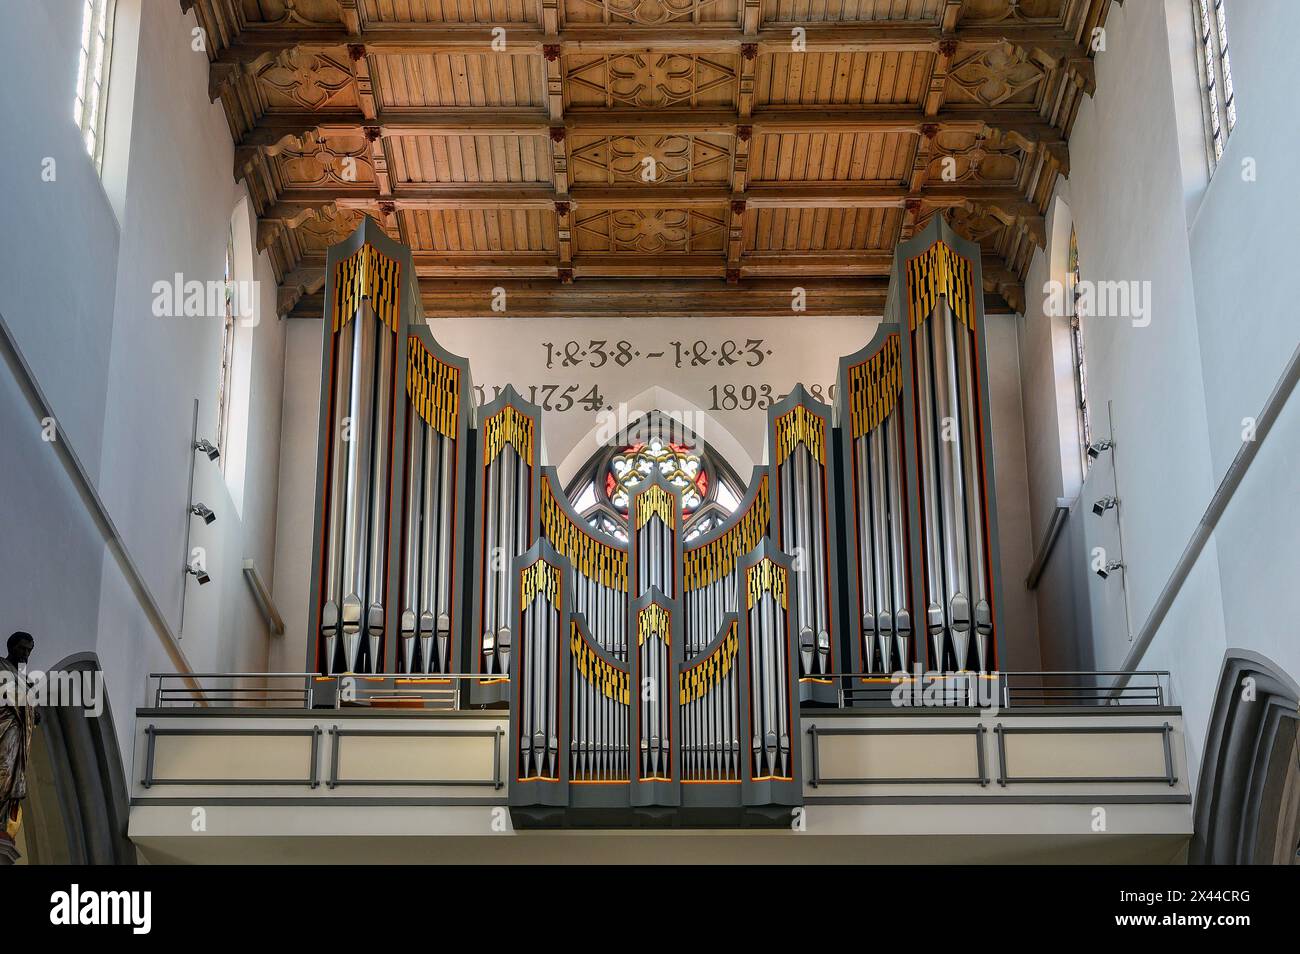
[
  {"x1": 571, "y1": 624, "x2": 630, "y2": 704},
  {"x1": 406, "y1": 336, "x2": 460, "y2": 439},
  {"x1": 481, "y1": 404, "x2": 535, "y2": 465},
  {"x1": 637, "y1": 603, "x2": 672, "y2": 646},
  {"x1": 774, "y1": 405, "x2": 826, "y2": 466},
  {"x1": 906, "y1": 240, "x2": 975, "y2": 331},
  {"x1": 679, "y1": 624, "x2": 739, "y2": 705},
  {"x1": 333, "y1": 243, "x2": 401, "y2": 333},
  {"x1": 746, "y1": 558, "x2": 788, "y2": 610},
  {"x1": 682, "y1": 477, "x2": 770, "y2": 590},
  {"x1": 520, "y1": 559, "x2": 561, "y2": 609},
  {"x1": 846, "y1": 334, "x2": 901, "y2": 439},
  {"x1": 541, "y1": 479, "x2": 627, "y2": 590},
  {"x1": 635, "y1": 484, "x2": 677, "y2": 530}
]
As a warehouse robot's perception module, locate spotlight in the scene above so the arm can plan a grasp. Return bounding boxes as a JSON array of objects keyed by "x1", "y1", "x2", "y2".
[
  {"x1": 1091, "y1": 495, "x2": 1119, "y2": 517},
  {"x1": 190, "y1": 502, "x2": 217, "y2": 525},
  {"x1": 1096, "y1": 560, "x2": 1124, "y2": 581},
  {"x1": 185, "y1": 563, "x2": 211, "y2": 585},
  {"x1": 1086, "y1": 438, "x2": 1115, "y2": 460},
  {"x1": 193, "y1": 438, "x2": 220, "y2": 462}
]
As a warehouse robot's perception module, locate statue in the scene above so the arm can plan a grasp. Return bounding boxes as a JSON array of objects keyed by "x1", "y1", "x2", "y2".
[{"x1": 0, "y1": 631, "x2": 35, "y2": 860}]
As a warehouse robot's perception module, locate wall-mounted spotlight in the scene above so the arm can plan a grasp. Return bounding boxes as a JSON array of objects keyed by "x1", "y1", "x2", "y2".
[
  {"x1": 190, "y1": 502, "x2": 217, "y2": 525},
  {"x1": 1096, "y1": 560, "x2": 1125, "y2": 581},
  {"x1": 193, "y1": 438, "x2": 220, "y2": 462},
  {"x1": 1091, "y1": 495, "x2": 1119, "y2": 517},
  {"x1": 185, "y1": 563, "x2": 211, "y2": 585},
  {"x1": 1086, "y1": 438, "x2": 1115, "y2": 460}
]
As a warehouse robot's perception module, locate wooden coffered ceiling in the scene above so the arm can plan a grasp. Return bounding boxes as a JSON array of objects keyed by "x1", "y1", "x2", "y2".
[{"x1": 183, "y1": 0, "x2": 1112, "y2": 318}]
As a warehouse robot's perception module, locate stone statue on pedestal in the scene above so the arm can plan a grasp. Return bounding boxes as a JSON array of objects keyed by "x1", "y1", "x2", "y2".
[{"x1": 0, "y1": 632, "x2": 35, "y2": 863}]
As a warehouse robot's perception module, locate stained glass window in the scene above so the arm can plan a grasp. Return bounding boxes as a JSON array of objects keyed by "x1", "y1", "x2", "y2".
[{"x1": 565, "y1": 411, "x2": 744, "y2": 541}]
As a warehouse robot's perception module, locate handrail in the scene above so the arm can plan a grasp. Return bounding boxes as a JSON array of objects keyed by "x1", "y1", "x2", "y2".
[{"x1": 146, "y1": 669, "x2": 1173, "y2": 711}]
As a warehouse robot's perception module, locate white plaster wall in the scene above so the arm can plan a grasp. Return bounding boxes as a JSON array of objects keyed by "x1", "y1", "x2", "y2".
[
  {"x1": 1021, "y1": 0, "x2": 1300, "y2": 790},
  {"x1": 0, "y1": 3, "x2": 287, "y2": 766}
]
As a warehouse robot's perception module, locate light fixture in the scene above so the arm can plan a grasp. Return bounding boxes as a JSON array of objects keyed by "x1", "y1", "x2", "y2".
[
  {"x1": 193, "y1": 438, "x2": 220, "y2": 462},
  {"x1": 1096, "y1": 560, "x2": 1124, "y2": 581},
  {"x1": 1091, "y1": 495, "x2": 1119, "y2": 517},
  {"x1": 1086, "y1": 438, "x2": 1115, "y2": 460},
  {"x1": 190, "y1": 502, "x2": 217, "y2": 525},
  {"x1": 185, "y1": 563, "x2": 211, "y2": 585}
]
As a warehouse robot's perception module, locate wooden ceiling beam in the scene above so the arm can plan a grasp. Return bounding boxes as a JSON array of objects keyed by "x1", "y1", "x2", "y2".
[
  {"x1": 284, "y1": 278, "x2": 1015, "y2": 319},
  {"x1": 211, "y1": 23, "x2": 1080, "y2": 66},
  {"x1": 235, "y1": 107, "x2": 1062, "y2": 148}
]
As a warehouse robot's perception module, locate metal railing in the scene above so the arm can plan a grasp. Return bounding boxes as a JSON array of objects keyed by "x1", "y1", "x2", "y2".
[
  {"x1": 147, "y1": 672, "x2": 488, "y2": 710},
  {"x1": 829, "y1": 670, "x2": 1170, "y2": 709},
  {"x1": 147, "y1": 669, "x2": 1172, "y2": 711}
]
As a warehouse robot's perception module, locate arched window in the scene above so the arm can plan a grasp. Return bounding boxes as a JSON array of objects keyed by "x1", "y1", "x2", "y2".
[
  {"x1": 216, "y1": 224, "x2": 237, "y2": 467},
  {"x1": 564, "y1": 411, "x2": 746, "y2": 543},
  {"x1": 74, "y1": 0, "x2": 118, "y2": 171},
  {"x1": 1067, "y1": 226, "x2": 1093, "y2": 473},
  {"x1": 1194, "y1": 0, "x2": 1237, "y2": 172}
]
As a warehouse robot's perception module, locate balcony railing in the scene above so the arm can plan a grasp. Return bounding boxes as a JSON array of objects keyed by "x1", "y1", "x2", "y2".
[{"x1": 146, "y1": 669, "x2": 1172, "y2": 711}]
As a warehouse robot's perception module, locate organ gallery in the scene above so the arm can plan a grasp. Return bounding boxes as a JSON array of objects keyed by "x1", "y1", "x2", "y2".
[{"x1": 306, "y1": 213, "x2": 1003, "y2": 825}]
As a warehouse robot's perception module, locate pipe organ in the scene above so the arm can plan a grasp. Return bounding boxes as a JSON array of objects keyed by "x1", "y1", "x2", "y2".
[{"x1": 308, "y1": 214, "x2": 1003, "y2": 825}]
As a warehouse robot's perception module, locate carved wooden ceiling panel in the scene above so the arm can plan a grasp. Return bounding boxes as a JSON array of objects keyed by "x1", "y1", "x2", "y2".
[
  {"x1": 570, "y1": 133, "x2": 734, "y2": 185},
  {"x1": 389, "y1": 134, "x2": 554, "y2": 183},
  {"x1": 360, "y1": 0, "x2": 538, "y2": 22},
  {"x1": 760, "y1": 0, "x2": 944, "y2": 22},
  {"x1": 562, "y1": 0, "x2": 741, "y2": 26},
  {"x1": 574, "y1": 207, "x2": 728, "y2": 254},
  {"x1": 372, "y1": 53, "x2": 547, "y2": 108},
  {"x1": 755, "y1": 51, "x2": 933, "y2": 106},
  {"x1": 749, "y1": 131, "x2": 916, "y2": 184},
  {"x1": 191, "y1": 0, "x2": 1113, "y2": 316},
  {"x1": 564, "y1": 53, "x2": 740, "y2": 110},
  {"x1": 401, "y1": 208, "x2": 559, "y2": 251},
  {"x1": 745, "y1": 207, "x2": 902, "y2": 252}
]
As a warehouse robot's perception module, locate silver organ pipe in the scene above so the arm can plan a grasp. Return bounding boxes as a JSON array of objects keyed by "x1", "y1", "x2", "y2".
[
  {"x1": 914, "y1": 300, "x2": 948, "y2": 670},
  {"x1": 955, "y1": 317, "x2": 993, "y2": 671},
  {"x1": 365, "y1": 318, "x2": 394, "y2": 671},
  {"x1": 400, "y1": 408, "x2": 423, "y2": 675},
  {"x1": 320, "y1": 315, "x2": 355, "y2": 675},
  {"x1": 418, "y1": 427, "x2": 440, "y2": 672},
  {"x1": 341, "y1": 303, "x2": 376, "y2": 673}
]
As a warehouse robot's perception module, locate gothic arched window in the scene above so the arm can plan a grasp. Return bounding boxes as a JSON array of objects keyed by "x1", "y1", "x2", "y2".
[{"x1": 564, "y1": 411, "x2": 746, "y2": 542}]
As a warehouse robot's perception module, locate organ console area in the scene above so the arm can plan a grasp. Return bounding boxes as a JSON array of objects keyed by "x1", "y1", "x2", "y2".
[{"x1": 306, "y1": 215, "x2": 1003, "y2": 826}]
